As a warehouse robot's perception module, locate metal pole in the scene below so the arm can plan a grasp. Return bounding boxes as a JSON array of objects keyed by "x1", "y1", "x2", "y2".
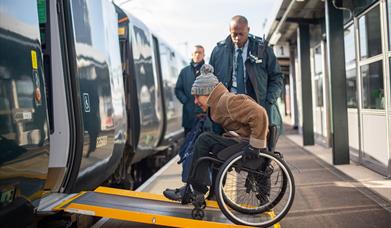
[
  {"x1": 325, "y1": 0, "x2": 350, "y2": 164},
  {"x1": 297, "y1": 23, "x2": 314, "y2": 145}
]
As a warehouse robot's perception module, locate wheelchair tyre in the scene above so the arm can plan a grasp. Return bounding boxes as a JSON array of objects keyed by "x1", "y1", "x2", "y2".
[
  {"x1": 215, "y1": 151, "x2": 295, "y2": 227},
  {"x1": 221, "y1": 152, "x2": 288, "y2": 214}
]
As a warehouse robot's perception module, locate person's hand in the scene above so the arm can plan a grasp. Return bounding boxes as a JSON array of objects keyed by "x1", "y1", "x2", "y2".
[{"x1": 242, "y1": 144, "x2": 260, "y2": 161}]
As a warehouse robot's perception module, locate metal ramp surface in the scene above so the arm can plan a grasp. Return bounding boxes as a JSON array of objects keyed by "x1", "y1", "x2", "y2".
[{"x1": 53, "y1": 186, "x2": 279, "y2": 227}]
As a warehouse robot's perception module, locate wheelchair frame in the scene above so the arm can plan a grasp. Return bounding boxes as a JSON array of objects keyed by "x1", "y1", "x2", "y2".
[{"x1": 184, "y1": 125, "x2": 295, "y2": 227}]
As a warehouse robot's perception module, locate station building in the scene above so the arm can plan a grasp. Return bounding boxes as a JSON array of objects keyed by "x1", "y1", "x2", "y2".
[{"x1": 267, "y1": 0, "x2": 391, "y2": 177}]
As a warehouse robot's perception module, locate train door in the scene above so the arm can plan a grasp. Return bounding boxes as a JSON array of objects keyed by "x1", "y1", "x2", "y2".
[
  {"x1": 51, "y1": 0, "x2": 126, "y2": 192},
  {"x1": 0, "y1": 0, "x2": 50, "y2": 224}
]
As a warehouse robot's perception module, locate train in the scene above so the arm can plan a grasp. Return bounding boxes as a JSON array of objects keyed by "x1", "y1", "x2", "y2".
[{"x1": 0, "y1": 0, "x2": 186, "y2": 226}]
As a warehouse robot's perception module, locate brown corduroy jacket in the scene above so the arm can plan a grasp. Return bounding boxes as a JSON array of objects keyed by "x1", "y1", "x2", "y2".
[{"x1": 207, "y1": 83, "x2": 269, "y2": 148}]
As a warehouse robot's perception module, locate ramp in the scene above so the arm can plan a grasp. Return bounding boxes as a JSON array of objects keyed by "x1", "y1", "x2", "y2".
[{"x1": 53, "y1": 186, "x2": 258, "y2": 227}]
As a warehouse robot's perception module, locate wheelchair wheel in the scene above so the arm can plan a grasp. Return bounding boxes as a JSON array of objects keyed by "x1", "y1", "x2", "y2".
[
  {"x1": 221, "y1": 152, "x2": 288, "y2": 215},
  {"x1": 215, "y1": 151, "x2": 295, "y2": 227}
]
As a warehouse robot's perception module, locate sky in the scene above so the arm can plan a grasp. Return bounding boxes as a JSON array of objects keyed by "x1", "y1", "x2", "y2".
[{"x1": 116, "y1": 0, "x2": 282, "y2": 60}]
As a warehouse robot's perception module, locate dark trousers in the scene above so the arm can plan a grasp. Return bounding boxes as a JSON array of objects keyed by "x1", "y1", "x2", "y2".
[
  {"x1": 188, "y1": 132, "x2": 237, "y2": 192},
  {"x1": 184, "y1": 127, "x2": 191, "y2": 137}
]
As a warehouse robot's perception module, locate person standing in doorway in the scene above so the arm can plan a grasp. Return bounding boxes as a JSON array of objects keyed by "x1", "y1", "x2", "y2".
[
  {"x1": 175, "y1": 45, "x2": 206, "y2": 136},
  {"x1": 209, "y1": 15, "x2": 284, "y2": 135}
]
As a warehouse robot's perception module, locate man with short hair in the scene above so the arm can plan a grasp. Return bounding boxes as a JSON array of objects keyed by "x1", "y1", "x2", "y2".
[
  {"x1": 209, "y1": 15, "x2": 283, "y2": 135},
  {"x1": 164, "y1": 64, "x2": 269, "y2": 201},
  {"x1": 175, "y1": 45, "x2": 205, "y2": 136}
]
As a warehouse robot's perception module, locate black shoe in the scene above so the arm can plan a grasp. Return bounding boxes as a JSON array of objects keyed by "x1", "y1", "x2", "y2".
[
  {"x1": 163, "y1": 186, "x2": 186, "y2": 202},
  {"x1": 181, "y1": 184, "x2": 205, "y2": 205}
]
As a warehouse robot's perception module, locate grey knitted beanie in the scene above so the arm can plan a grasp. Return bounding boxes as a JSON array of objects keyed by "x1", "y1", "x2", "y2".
[{"x1": 191, "y1": 64, "x2": 219, "y2": 95}]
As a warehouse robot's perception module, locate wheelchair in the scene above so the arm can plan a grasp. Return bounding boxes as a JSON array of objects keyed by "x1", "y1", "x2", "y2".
[{"x1": 184, "y1": 124, "x2": 295, "y2": 227}]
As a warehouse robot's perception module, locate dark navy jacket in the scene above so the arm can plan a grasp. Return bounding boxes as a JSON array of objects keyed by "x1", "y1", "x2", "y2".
[
  {"x1": 209, "y1": 34, "x2": 284, "y2": 132},
  {"x1": 175, "y1": 63, "x2": 203, "y2": 129}
]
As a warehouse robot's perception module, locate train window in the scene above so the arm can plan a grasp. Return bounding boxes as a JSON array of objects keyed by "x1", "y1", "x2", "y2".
[
  {"x1": 131, "y1": 25, "x2": 163, "y2": 147},
  {"x1": 157, "y1": 42, "x2": 182, "y2": 132},
  {"x1": 119, "y1": 28, "x2": 128, "y2": 73},
  {"x1": 152, "y1": 36, "x2": 163, "y2": 84},
  {"x1": 159, "y1": 44, "x2": 179, "y2": 82}
]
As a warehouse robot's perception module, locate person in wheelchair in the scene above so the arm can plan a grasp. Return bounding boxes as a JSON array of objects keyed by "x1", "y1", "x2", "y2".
[{"x1": 164, "y1": 64, "x2": 271, "y2": 204}]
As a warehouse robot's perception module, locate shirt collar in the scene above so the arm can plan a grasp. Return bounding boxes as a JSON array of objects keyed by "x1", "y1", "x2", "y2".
[{"x1": 234, "y1": 39, "x2": 249, "y2": 54}]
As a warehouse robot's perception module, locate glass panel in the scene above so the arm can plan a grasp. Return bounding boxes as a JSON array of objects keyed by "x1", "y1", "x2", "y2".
[
  {"x1": 344, "y1": 25, "x2": 356, "y2": 67},
  {"x1": 346, "y1": 68, "x2": 358, "y2": 108},
  {"x1": 360, "y1": 61, "x2": 385, "y2": 109},
  {"x1": 343, "y1": 10, "x2": 352, "y2": 25},
  {"x1": 352, "y1": 0, "x2": 379, "y2": 16},
  {"x1": 158, "y1": 42, "x2": 182, "y2": 135},
  {"x1": 344, "y1": 24, "x2": 358, "y2": 108},
  {"x1": 315, "y1": 78, "x2": 324, "y2": 107},
  {"x1": 359, "y1": 5, "x2": 382, "y2": 59},
  {"x1": 313, "y1": 46, "x2": 323, "y2": 107},
  {"x1": 132, "y1": 24, "x2": 163, "y2": 148},
  {"x1": 314, "y1": 46, "x2": 323, "y2": 74}
]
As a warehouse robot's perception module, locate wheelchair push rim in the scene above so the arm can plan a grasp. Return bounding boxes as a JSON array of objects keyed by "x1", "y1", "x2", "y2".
[
  {"x1": 215, "y1": 151, "x2": 295, "y2": 227},
  {"x1": 221, "y1": 161, "x2": 288, "y2": 215}
]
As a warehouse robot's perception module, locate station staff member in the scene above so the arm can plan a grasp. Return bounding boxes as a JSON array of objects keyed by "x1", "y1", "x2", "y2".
[{"x1": 209, "y1": 15, "x2": 284, "y2": 134}]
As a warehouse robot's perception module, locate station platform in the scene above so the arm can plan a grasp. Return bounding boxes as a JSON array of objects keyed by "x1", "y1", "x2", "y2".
[{"x1": 89, "y1": 126, "x2": 391, "y2": 228}]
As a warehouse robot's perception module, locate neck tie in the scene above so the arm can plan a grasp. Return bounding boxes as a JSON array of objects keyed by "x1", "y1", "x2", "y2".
[{"x1": 236, "y1": 48, "x2": 245, "y2": 94}]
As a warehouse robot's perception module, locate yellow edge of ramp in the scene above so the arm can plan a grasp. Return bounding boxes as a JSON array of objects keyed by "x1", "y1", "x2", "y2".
[
  {"x1": 53, "y1": 192, "x2": 87, "y2": 211},
  {"x1": 65, "y1": 203, "x2": 249, "y2": 228},
  {"x1": 95, "y1": 186, "x2": 219, "y2": 208}
]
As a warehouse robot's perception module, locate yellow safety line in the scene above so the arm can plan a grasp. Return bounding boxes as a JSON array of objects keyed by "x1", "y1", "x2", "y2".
[
  {"x1": 64, "y1": 203, "x2": 249, "y2": 228},
  {"x1": 52, "y1": 192, "x2": 87, "y2": 211},
  {"x1": 95, "y1": 186, "x2": 219, "y2": 209}
]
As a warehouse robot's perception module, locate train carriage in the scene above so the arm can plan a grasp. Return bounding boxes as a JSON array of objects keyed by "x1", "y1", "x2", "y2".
[{"x1": 0, "y1": 0, "x2": 185, "y2": 226}]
